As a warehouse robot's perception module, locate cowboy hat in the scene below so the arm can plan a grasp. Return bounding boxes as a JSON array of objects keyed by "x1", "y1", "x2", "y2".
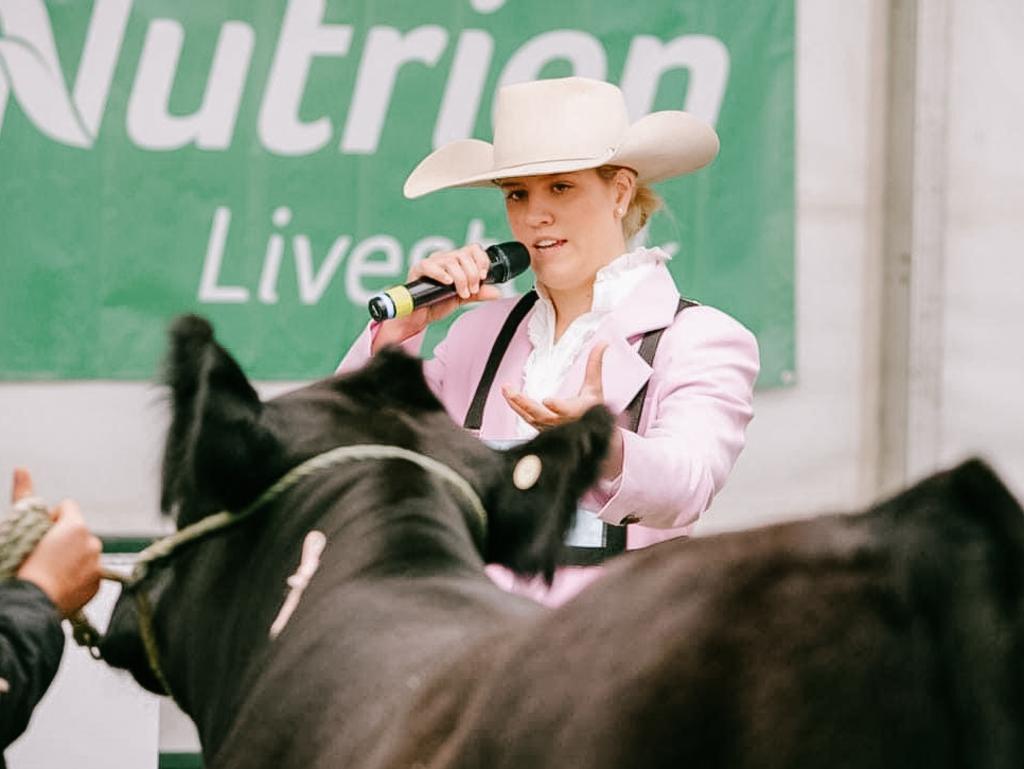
[{"x1": 403, "y1": 76, "x2": 719, "y2": 199}]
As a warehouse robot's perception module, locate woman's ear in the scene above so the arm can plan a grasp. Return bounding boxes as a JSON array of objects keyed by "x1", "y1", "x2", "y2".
[{"x1": 613, "y1": 167, "x2": 637, "y2": 211}]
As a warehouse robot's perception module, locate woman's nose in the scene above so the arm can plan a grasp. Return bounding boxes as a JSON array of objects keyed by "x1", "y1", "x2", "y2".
[{"x1": 525, "y1": 199, "x2": 554, "y2": 227}]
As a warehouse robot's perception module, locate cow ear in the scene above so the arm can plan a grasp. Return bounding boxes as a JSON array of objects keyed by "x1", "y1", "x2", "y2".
[
  {"x1": 335, "y1": 346, "x2": 445, "y2": 413},
  {"x1": 160, "y1": 315, "x2": 276, "y2": 525},
  {"x1": 484, "y1": 406, "x2": 613, "y2": 582}
]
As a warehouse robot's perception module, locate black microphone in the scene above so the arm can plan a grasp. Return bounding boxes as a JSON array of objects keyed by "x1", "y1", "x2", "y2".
[{"x1": 368, "y1": 241, "x2": 530, "y2": 321}]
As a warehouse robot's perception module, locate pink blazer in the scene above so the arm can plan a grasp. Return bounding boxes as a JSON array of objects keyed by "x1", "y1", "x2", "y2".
[{"x1": 338, "y1": 264, "x2": 759, "y2": 603}]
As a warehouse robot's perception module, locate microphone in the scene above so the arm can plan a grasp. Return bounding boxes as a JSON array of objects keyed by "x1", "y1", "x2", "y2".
[{"x1": 368, "y1": 241, "x2": 530, "y2": 321}]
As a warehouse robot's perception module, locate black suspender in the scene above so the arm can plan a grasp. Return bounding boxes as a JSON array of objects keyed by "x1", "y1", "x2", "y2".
[
  {"x1": 463, "y1": 290, "x2": 539, "y2": 433},
  {"x1": 463, "y1": 293, "x2": 696, "y2": 565}
]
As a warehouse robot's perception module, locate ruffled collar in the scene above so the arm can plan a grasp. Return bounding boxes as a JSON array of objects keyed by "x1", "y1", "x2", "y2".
[{"x1": 533, "y1": 245, "x2": 670, "y2": 311}]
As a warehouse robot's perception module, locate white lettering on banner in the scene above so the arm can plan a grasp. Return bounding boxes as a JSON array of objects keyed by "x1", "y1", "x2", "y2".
[
  {"x1": 433, "y1": 30, "x2": 493, "y2": 149},
  {"x1": 126, "y1": 19, "x2": 254, "y2": 150},
  {"x1": 0, "y1": 0, "x2": 130, "y2": 145},
  {"x1": 620, "y1": 35, "x2": 729, "y2": 124},
  {"x1": 258, "y1": 207, "x2": 292, "y2": 304},
  {"x1": 345, "y1": 235, "x2": 402, "y2": 303},
  {"x1": 470, "y1": 0, "x2": 506, "y2": 12},
  {"x1": 409, "y1": 236, "x2": 455, "y2": 266},
  {"x1": 257, "y1": 0, "x2": 353, "y2": 156},
  {"x1": 464, "y1": 217, "x2": 496, "y2": 252},
  {"x1": 199, "y1": 206, "x2": 250, "y2": 302},
  {"x1": 198, "y1": 209, "x2": 509, "y2": 306},
  {"x1": 71, "y1": 0, "x2": 131, "y2": 136},
  {"x1": 497, "y1": 29, "x2": 607, "y2": 95},
  {"x1": 1, "y1": 0, "x2": 731, "y2": 153},
  {"x1": 296, "y1": 233, "x2": 352, "y2": 304},
  {"x1": 341, "y1": 25, "x2": 448, "y2": 154}
]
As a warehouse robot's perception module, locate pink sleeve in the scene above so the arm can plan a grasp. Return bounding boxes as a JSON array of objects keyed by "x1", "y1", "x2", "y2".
[{"x1": 585, "y1": 307, "x2": 760, "y2": 529}]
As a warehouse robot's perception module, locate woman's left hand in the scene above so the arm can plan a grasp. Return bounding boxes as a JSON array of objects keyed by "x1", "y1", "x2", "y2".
[
  {"x1": 502, "y1": 341, "x2": 624, "y2": 478},
  {"x1": 501, "y1": 342, "x2": 609, "y2": 429}
]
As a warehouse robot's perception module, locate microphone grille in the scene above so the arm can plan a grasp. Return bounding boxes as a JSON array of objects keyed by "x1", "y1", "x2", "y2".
[{"x1": 486, "y1": 241, "x2": 531, "y2": 283}]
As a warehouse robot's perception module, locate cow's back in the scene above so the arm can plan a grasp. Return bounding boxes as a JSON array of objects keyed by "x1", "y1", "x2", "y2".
[{"x1": 388, "y1": 460, "x2": 1024, "y2": 769}]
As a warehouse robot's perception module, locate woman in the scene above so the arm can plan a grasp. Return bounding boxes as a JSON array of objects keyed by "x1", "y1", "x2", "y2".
[{"x1": 338, "y1": 76, "x2": 759, "y2": 605}]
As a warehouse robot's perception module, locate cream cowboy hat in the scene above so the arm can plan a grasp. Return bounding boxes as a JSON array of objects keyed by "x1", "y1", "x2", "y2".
[{"x1": 403, "y1": 76, "x2": 719, "y2": 199}]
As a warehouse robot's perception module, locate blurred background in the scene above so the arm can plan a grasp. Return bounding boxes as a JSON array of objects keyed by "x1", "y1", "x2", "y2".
[{"x1": 1, "y1": 0, "x2": 1022, "y2": 766}]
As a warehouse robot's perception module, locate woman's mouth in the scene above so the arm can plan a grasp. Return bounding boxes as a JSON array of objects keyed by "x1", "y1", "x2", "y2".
[{"x1": 534, "y1": 238, "x2": 566, "y2": 253}]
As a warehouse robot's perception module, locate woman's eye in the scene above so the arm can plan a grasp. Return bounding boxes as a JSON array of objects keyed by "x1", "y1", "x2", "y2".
[
  {"x1": 552, "y1": 183, "x2": 572, "y2": 193},
  {"x1": 505, "y1": 190, "x2": 525, "y2": 202}
]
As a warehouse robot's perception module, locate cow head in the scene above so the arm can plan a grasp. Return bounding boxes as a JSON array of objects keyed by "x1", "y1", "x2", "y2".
[{"x1": 100, "y1": 315, "x2": 612, "y2": 700}]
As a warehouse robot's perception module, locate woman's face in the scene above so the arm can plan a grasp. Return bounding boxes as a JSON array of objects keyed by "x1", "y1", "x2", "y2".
[{"x1": 500, "y1": 169, "x2": 632, "y2": 297}]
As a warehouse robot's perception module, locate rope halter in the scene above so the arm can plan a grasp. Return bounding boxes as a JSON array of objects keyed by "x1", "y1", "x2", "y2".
[{"x1": 111, "y1": 444, "x2": 491, "y2": 699}]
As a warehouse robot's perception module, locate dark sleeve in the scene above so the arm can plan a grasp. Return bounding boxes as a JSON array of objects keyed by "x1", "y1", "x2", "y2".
[{"x1": 0, "y1": 580, "x2": 65, "y2": 751}]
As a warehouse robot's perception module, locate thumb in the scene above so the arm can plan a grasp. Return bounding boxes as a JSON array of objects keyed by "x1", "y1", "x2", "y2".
[
  {"x1": 51, "y1": 499, "x2": 83, "y2": 527},
  {"x1": 469, "y1": 285, "x2": 503, "y2": 303},
  {"x1": 11, "y1": 467, "x2": 35, "y2": 504},
  {"x1": 581, "y1": 342, "x2": 609, "y2": 395}
]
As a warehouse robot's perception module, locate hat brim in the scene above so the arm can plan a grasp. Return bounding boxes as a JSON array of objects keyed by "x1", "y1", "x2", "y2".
[{"x1": 403, "y1": 111, "x2": 720, "y2": 199}]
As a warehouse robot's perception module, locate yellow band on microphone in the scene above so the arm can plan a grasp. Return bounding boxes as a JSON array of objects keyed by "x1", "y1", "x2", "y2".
[{"x1": 385, "y1": 286, "x2": 414, "y2": 318}]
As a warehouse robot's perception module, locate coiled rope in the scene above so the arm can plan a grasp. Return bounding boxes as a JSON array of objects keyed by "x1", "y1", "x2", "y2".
[{"x1": 0, "y1": 496, "x2": 107, "y2": 658}]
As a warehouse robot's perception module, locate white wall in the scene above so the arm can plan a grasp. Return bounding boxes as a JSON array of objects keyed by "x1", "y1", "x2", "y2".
[
  {"x1": 705, "y1": 0, "x2": 1024, "y2": 534},
  {"x1": 0, "y1": 383, "x2": 168, "y2": 533},
  {"x1": 937, "y1": 0, "x2": 1024, "y2": 494}
]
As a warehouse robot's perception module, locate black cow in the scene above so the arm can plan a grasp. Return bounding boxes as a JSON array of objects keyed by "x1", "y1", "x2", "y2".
[{"x1": 100, "y1": 315, "x2": 1024, "y2": 769}]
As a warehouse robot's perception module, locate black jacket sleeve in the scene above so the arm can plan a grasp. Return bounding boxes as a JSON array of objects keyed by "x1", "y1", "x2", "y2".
[{"x1": 0, "y1": 579, "x2": 65, "y2": 752}]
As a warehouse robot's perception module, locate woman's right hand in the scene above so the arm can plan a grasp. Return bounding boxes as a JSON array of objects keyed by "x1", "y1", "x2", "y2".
[{"x1": 371, "y1": 244, "x2": 503, "y2": 351}]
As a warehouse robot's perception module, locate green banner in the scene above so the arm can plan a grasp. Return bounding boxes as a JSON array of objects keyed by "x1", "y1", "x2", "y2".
[{"x1": 0, "y1": 0, "x2": 794, "y2": 386}]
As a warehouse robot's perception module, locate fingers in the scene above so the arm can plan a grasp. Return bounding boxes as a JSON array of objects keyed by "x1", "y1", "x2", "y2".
[
  {"x1": 582, "y1": 342, "x2": 609, "y2": 394},
  {"x1": 422, "y1": 296, "x2": 462, "y2": 325},
  {"x1": 502, "y1": 387, "x2": 561, "y2": 429},
  {"x1": 409, "y1": 245, "x2": 491, "y2": 300},
  {"x1": 466, "y1": 243, "x2": 492, "y2": 282},
  {"x1": 16, "y1": 499, "x2": 103, "y2": 616},
  {"x1": 11, "y1": 467, "x2": 34, "y2": 503},
  {"x1": 502, "y1": 341, "x2": 610, "y2": 431},
  {"x1": 535, "y1": 341, "x2": 609, "y2": 414},
  {"x1": 455, "y1": 248, "x2": 486, "y2": 297},
  {"x1": 540, "y1": 397, "x2": 578, "y2": 416},
  {"x1": 51, "y1": 499, "x2": 82, "y2": 526},
  {"x1": 473, "y1": 285, "x2": 503, "y2": 303}
]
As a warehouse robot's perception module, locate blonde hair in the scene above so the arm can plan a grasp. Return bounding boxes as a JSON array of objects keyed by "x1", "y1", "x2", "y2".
[{"x1": 596, "y1": 165, "x2": 663, "y2": 240}]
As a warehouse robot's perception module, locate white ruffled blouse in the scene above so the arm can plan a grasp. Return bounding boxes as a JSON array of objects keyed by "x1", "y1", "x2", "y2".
[{"x1": 514, "y1": 245, "x2": 671, "y2": 438}]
